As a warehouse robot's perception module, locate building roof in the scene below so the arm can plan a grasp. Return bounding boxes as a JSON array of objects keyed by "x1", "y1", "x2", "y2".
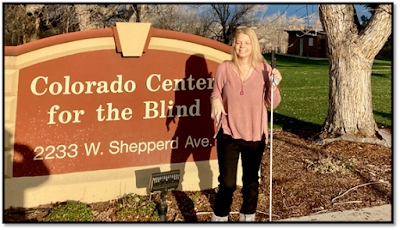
[{"x1": 285, "y1": 29, "x2": 326, "y2": 36}]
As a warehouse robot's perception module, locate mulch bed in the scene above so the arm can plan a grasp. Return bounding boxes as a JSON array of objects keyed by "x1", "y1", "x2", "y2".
[{"x1": 4, "y1": 129, "x2": 392, "y2": 222}]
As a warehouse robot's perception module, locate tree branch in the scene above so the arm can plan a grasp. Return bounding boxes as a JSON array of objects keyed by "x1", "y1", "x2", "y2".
[
  {"x1": 331, "y1": 181, "x2": 388, "y2": 202},
  {"x1": 100, "y1": 4, "x2": 119, "y2": 19},
  {"x1": 357, "y1": 4, "x2": 392, "y2": 59}
]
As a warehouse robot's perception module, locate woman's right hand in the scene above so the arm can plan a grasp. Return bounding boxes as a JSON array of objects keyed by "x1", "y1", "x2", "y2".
[{"x1": 211, "y1": 98, "x2": 227, "y2": 124}]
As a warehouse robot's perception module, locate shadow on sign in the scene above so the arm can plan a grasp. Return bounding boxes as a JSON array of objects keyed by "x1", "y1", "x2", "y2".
[
  {"x1": 134, "y1": 167, "x2": 161, "y2": 194},
  {"x1": 166, "y1": 54, "x2": 216, "y2": 222},
  {"x1": 5, "y1": 130, "x2": 50, "y2": 214},
  {"x1": 166, "y1": 54, "x2": 215, "y2": 191}
]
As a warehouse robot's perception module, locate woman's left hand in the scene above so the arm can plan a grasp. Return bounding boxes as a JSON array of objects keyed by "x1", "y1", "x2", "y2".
[{"x1": 270, "y1": 68, "x2": 282, "y2": 91}]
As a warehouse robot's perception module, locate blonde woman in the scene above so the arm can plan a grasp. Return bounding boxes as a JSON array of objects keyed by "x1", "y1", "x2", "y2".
[{"x1": 210, "y1": 28, "x2": 282, "y2": 222}]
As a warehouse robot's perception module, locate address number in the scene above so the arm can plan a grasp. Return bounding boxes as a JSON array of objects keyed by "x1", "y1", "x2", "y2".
[{"x1": 33, "y1": 144, "x2": 78, "y2": 161}]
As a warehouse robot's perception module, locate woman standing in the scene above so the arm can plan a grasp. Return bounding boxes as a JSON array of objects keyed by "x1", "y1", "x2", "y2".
[{"x1": 210, "y1": 28, "x2": 282, "y2": 222}]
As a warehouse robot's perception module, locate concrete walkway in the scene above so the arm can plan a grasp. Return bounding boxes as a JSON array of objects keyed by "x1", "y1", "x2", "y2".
[{"x1": 278, "y1": 204, "x2": 392, "y2": 222}]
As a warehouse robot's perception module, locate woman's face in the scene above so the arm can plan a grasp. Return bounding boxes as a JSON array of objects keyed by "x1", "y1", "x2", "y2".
[{"x1": 235, "y1": 33, "x2": 252, "y2": 60}]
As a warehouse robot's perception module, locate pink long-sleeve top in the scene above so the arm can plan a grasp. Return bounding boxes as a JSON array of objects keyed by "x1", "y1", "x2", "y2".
[{"x1": 210, "y1": 61, "x2": 281, "y2": 143}]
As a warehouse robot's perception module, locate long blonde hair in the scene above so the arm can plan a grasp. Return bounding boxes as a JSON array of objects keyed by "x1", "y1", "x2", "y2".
[{"x1": 230, "y1": 28, "x2": 266, "y2": 68}]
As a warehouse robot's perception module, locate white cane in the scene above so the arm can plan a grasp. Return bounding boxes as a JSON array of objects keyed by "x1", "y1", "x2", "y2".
[{"x1": 269, "y1": 74, "x2": 279, "y2": 222}]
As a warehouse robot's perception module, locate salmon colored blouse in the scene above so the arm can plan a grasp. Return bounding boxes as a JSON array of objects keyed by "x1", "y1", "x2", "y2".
[{"x1": 210, "y1": 61, "x2": 281, "y2": 143}]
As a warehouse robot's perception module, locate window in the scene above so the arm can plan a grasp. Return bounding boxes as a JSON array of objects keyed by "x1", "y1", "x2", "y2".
[{"x1": 308, "y1": 37, "x2": 314, "y2": 46}]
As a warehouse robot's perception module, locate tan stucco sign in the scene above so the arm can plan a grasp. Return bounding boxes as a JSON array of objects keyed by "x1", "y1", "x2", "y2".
[{"x1": 4, "y1": 23, "x2": 236, "y2": 208}]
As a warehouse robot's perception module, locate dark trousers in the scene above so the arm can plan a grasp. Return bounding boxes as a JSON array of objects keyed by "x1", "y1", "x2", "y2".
[{"x1": 214, "y1": 129, "x2": 265, "y2": 217}]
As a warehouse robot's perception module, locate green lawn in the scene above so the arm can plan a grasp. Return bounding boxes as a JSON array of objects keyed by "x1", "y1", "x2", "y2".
[{"x1": 263, "y1": 54, "x2": 392, "y2": 132}]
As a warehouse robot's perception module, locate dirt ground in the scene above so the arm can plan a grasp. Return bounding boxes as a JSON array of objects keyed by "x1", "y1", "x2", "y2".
[{"x1": 4, "y1": 128, "x2": 392, "y2": 222}]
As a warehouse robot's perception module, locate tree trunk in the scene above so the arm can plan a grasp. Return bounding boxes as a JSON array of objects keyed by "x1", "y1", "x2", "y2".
[
  {"x1": 132, "y1": 4, "x2": 141, "y2": 22},
  {"x1": 319, "y1": 4, "x2": 391, "y2": 138},
  {"x1": 75, "y1": 4, "x2": 101, "y2": 31},
  {"x1": 23, "y1": 5, "x2": 44, "y2": 43}
]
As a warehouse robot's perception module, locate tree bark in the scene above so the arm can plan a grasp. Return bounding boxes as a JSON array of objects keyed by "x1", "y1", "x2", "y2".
[
  {"x1": 23, "y1": 4, "x2": 44, "y2": 43},
  {"x1": 319, "y1": 4, "x2": 391, "y2": 138},
  {"x1": 75, "y1": 4, "x2": 102, "y2": 31}
]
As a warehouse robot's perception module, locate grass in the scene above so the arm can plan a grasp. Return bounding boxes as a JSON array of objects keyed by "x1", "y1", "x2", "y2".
[
  {"x1": 371, "y1": 59, "x2": 392, "y2": 128},
  {"x1": 263, "y1": 54, "x2": 392, "y2": 131}
]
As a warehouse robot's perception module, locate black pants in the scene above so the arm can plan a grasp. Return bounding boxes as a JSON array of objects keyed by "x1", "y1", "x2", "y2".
[{"x1": 214, "y1": 129, "x2": 266, "y2": 217}]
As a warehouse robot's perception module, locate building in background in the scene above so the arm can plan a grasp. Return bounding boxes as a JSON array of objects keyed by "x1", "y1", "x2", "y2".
[{"x1": 285, "y1": 30, "x2": 327, "y2": 58}]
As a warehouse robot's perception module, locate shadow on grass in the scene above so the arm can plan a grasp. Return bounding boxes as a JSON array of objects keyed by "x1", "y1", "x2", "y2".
[
  {"x1": 271, "y1": 110, "x2": 392, "y2": 138},
  {"x1": 372, "y1": 72, "x2": 391, "y2": 78},
  {"x1": 263, "y1": 54, "x2": 329, "y2": 67},
  {"x1": 270, "y1": 112, "x2": 322, "y2": 139},
  {"x1": 373, "y1": 111, "x2": 392, "y2": 128}
]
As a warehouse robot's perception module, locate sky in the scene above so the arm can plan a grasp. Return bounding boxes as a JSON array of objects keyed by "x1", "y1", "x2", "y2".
[
  {"x1": 0, "y1": 1, "x2": 374, "y2": 21},
  {"x1": 264, "y1": 4, "x2": 371, "y2": 21}
]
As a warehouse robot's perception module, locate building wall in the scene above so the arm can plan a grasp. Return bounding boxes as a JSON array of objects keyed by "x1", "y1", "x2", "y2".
[
  {"x1": 287, "y1": 33, "x2": 301, "y2": 55},
  {"x1": 302, "y1": 36, "x2": 319, "y2": 57},
  {"x1": 286, "y1": 32, "x2": 327, "y2": 58}
]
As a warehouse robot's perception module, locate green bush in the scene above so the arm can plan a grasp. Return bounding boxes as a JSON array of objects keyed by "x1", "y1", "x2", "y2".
[{"x1": 43, "y1": 202, "x2": 94, "y2": 222}]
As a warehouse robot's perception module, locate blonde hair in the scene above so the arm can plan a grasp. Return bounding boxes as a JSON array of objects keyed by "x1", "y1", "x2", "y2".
[{"x1": 230, "y1": 28, "x2": 266, "y2": 68}]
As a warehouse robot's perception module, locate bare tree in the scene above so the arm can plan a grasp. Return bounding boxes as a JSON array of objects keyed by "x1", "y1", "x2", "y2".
[
  {"x1": 128, "y1": 4, "x2": 143, "y2": 22},
  {"x1": 4, "y1": 4, "x2": 26, "y2": 46},
  {"x1": 256, "y1": 8, "x2": 322, "y2": 54},
  {"x1": 124, "y1": 4, "x2": 153, "y2": 22},
  {"x1": 4, "y1": 4, "x2": 268, "y2": 47},
  {"x1": 4, "y1": 4, "x2": 79, "y2": 46},
  {"x1": 257, "y1": 11, "x2": 288, "y2": 53},
  {"x1": 318, "y1": 4, "x2": 392, "y2": 139},
  {"x1": 108, "y1": 4, "x2": 155, "y2": 23},
  {"x1": 4, "y1": 4, "x2": 210, "y2": 45},
  {"x1": 74, "y1": 4, "x2": 120, "y2": 31},
  {"x1": 74, "y1": 4, "x2": 99, "y2": 31},
  {"x1": 23, "y1": 4, "x2": 45, "y2": 43},
  {"x1": 150, "y1": 5, "x2": 186, "y2": 31},
  {"x1": 148, "y1": 5, "x2": 213, "y2": 38},
  {"x1": 209, "y1": 4, "x2": 268, "y2": 44},
  {"x1": 192, "y1": 5, "x2": 215, "y2": 37}
]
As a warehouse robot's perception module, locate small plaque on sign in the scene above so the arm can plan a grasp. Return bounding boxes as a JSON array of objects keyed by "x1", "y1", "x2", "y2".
[{"x1": 149, "y1": 170, "x2": 180, "y2": 193}]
